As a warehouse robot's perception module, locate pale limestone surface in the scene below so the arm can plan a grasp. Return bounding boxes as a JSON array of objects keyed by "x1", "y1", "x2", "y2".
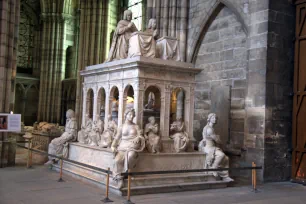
[
  {"x1": 99, "y1": 115, "x2": 117, "y2": 148},
  {"x1": 128, "y1": 32, "x2": 156, "y2": 58},
  {"x1": 77, "y1": 114, "x2": 93, "y2": 144},
  {"x1": 199, "y1": 113, "x2": 233, "y2": 182},
  {"x1": 144, "y1": 116, "x2": 161, "y2": 153},
  {"x1": 106, "y1": 10, "x2": 138, "y2": 62},
  {"x1": 111, "y1": 109, "x2": 146, "y2": 182},
  {"x1": 170, "y1": 119, "x2": 189, "y2": 153},
  {"x1": 46, "y1": 109, "x2": 77, "y2": 163},
  {"x1": 156, "y1": 37, "x2": 181, "y2": 61},
  {"x1": 58, "y1": 142, "x2": 230, "y2": 195},
  {"x1": 80, "y1": 56, "x2": 199, "y2": 140}
]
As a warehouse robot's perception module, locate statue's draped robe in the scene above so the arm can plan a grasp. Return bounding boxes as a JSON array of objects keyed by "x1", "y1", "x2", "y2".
[
  {"x1": 48, "y1": 118, "x2": 77, "y2": 160},
  {"x1": 145, "y1": 123, "x2": 160, "y2": 153},
  {"x1": 106, "y1": 20, "x2": 138, "y2": 62}
]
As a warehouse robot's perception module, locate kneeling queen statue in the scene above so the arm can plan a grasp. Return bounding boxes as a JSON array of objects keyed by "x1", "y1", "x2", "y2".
[
  {"x1": 45, "y1": 109, "x2": 77, "y2": 165},
  {"x1": 199, "y1": 113, "x2": 233, "y2": 182},
  {"x1": 111, "y1": 108, "x2": 145, "y2": 183}
]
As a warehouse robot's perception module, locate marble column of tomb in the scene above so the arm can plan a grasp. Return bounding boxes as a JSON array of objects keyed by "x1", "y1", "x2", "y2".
[{"x1": 52, "y1": 57, "x2": 232, "y2": 195}]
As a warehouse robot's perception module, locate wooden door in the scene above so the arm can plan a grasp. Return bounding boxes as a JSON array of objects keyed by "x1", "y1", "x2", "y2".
[{"x1": 292, "y1": 0, "x2": 306, "y2": 183}]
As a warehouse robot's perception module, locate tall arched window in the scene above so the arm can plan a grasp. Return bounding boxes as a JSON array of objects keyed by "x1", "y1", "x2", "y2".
[
  {"x1": 18, "y1": 4, "x2": 36, "y2": 74},
  {"x1": 128, "y1": 0, "x2": 144, "y2": 30}
]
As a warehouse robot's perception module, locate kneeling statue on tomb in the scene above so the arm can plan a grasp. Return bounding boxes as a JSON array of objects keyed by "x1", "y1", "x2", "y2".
[{"x1": 198, "y1": 113, "x2": 233, "y2": 182}]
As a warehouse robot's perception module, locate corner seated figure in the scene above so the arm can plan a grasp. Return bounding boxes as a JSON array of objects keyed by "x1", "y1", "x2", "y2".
[
  {"x1": 77, "y1": 114, "x2": 93, "y2": 144},
  {"x1": 88, "y1": 116, "x2": 104, "y2": 146},
  {"x1": 145, "y1": 116, "x2": 161, "y2": 153},
  {"x1": 145, "y1": 18, "x2": 158, "y2": 40},
  {"x1": 111, "y1": 109, "x2": 145, "y2": 183},
  {"x1": 106, "y1": 10, "x2": 138, "y2": 62},
  {"x1": 45, "y1": 109, "x2": 77, "y2": 165},
  {"x1": 99, "y1": 114, "x2": 117, "y2": 148},
  {"x1": 169, "y1": 118, "x2": 189, "y2": 153},
  {"x1": 198, "y1": 113, "x2": 233, "y2": 182}
]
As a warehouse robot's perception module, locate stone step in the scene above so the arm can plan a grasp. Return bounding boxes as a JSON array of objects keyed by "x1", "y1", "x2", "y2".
[
  {"x1": 124, "y1": 173, "x2": 221, "y2": 187},
  {"x1": 121, "y1": 180, "x2": 230, "y2": 196}
]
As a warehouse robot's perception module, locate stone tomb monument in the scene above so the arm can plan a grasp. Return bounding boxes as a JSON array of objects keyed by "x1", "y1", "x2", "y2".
[
  {"x1": 51, "y1": 56, "x2": 232, "y2": 195},
  {"x1": 51, "y1": 10, "x2": 232, "y2": 195}
]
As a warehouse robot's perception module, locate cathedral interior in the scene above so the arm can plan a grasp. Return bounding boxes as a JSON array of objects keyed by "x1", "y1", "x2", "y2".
[{"x1": 1, "y1": 0, "x2": 306, "y2": 201}]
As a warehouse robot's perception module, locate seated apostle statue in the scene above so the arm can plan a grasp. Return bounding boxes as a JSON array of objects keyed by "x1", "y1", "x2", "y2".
[
  {"x1": 111, "y1": 108, "x2": 145, "y2": 183},
  {"x1": 88, "y1": 116, "x2": 104, "y2": 146},
  {"x1": 144, "y1": 116, "x2": 161, "y2": 153},
  {"x1": 77, "y1": 114, "x2": 93, "y2": 144},
  {"x1": 99, "y1": 114, "x2": 117, "y2": 148},
  {"x1": 198, "y1": 113, "x2": 233, "y2": 182},
  {"x1": 169, "y1": 118, "x2": 189, "y2": 153},
  {"x1": 105, "y1": 10, "x2": 138, "y2": 62},
  {"x1": 45, "y1": 109, "x2": 77, "y2": 165}
]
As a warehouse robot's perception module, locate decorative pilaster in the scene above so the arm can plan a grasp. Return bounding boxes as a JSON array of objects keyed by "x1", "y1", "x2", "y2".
[
  {"x1": 118, "y1": 89, "x2": 124, "y2": 127},
  {"x1": 163, "y1": 84, "x2": 172, "y2": 138},
  {"x1": 134, "y1": 82, "x2": 145, "y2": 128}
]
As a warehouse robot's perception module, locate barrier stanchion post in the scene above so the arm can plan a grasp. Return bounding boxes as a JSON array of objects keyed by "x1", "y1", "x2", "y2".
[
  {"x1": 102, "y1": 167, "x2": 113, "y2": 203},
  {"x1": 58, "y1": 156, "x2": 64, "y2": 182},
  {"x1": 252, "y1": 162, "x2": 258, "y2": 192},
  {"x1": 124, "y1": 169, "x2": 134, "y2": 204},
  {"x1": 29, "y1": 138, "x2": 33, "y2": 167},
  {"x1": 26, "y1": 137, "x2": 33, "y2": 169}
]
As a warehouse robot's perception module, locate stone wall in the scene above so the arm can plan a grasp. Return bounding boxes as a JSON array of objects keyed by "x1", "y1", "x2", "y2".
[
  {"x1": 189, "y1": 0, "x2": 294, "y2": 182},
  {"x1": 193, "y1": 6, "x2": 248, "y2": 148},
  {"x1": 264, "y1": 0, "x2": 295, "y2": 181}
]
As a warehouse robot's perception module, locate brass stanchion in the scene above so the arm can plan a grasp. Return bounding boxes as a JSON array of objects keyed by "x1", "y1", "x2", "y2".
[
  {"x1": 102, "y1": 167, "x2": 113, "y2": 203},
  {"x1": 252, "y1": 162, "x2": 258, "y2": 192},
  {"x1": 58, "y1": 157, "x2": 64, "y2": 182},
  {"x1": 124, "y1": 169, "x2": 134, "y2": 204},
  {"x1": 24, "y1": 136, "x2": 33, "y2": 169}
]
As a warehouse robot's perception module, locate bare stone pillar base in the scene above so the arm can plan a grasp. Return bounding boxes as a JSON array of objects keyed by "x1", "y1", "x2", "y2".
[{"x1": 0, "y1": 141, "x2": 16, "y2": 168}]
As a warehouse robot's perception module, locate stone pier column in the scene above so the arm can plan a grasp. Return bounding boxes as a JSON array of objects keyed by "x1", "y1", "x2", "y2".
[
  {"x1": 104, "y1": 89, "x2": 110, "y2": 128},
  {"x1": 162, "y1": 85, "x2": 172, "y2": 138},
  {"x1": 118, "y1": 89, "x2": 124, "y2": 127},
  {"x1": 134, "y1": 83, "x2": 144, "y2": 128},
  {"x1": 0, "y1": 0, "x2": 20, "y2": 167},
  {"x1": 93, "y1": 88, "x2": 98, "y2": 120}
]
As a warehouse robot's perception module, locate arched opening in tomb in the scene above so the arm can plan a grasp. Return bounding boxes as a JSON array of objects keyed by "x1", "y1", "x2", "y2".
[
  {"x1": 143, "y1": 86, "x2": 161, "y2": 129},
  {"x1": 97, "y1": 88, "x2": 106, "y2": 121},
  {"x1": 123, "y1": 85, "x2": 135, "y2": 114},
  {"x1": 109, "y1": 86, "x2": 119, "y2": 123},
  {"x1": 86, "y1": 89, "x2": 94, "y2": 119},
  {"x1": 170, "y1": 88, "x2": 185, "y2": 124}
]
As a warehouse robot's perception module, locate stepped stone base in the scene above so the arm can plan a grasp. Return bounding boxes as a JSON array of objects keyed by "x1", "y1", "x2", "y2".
[{"x1": 53, "y1": 142, "x2": 230, "y2": 196}]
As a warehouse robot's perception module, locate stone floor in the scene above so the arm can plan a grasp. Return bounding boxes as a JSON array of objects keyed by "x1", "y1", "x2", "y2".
[{"x1": 0, "y1": 164, "x2": 306, "y2": 204}]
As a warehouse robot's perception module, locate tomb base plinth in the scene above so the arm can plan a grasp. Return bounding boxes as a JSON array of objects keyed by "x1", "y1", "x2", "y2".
[{"x1": 53, "y1": 143, "x2": 230, "y2": 196}]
